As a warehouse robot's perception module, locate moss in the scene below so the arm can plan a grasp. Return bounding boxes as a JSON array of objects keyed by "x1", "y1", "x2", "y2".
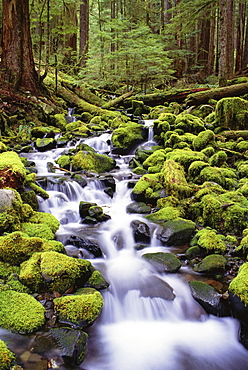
[
  {"x1": 188, "y1": 161, "x2": 209, "y2": 181},
  {"x1": 21, "y1": 223, "x2": 55, "y2": 240},
  {"x1": 132, "y1": 173, "x2": 163, "y2": 201},
  {"x1": 111, "y1": 122, "x2": 144, "y2": 151},
  {"x1": 54, "y1": 288, "x2": 104, "y2": 328},
  {"x1": 143, "y1": 149, "x2": 166, "y2": 173},
  {"x1": 53, "y1": 113, "x2": 67, "y2": 130},
  {"x1": 0, "y1": 232, "x2": 44, "y2": 265},
  {"x1": 192, "y1": 130, "x2": 215, "y2": 151},
  {"x1": 71, "y1": 150, "x2": 116, "y2": 173},
  {"x1": 0, "y1": 290, "x2": 45, "y2": 333},
  {"x1": 20, "y1": 251, "x2": 92, "y2": 294},
  {"x1": 229, "y1": 262, "x2": 248, "y2": 305},
  {"x1": 132, "y1": 166, "x2": 147, "y2": 175},
  {"x1": 193, "y1": 228, "x2": 226, "y2": 254},
  {"x1": 215, "y1": 97, "x2": 248, "y2": 130},
  {"x1": 233, "y1": 235, "x2": 248, "y2": 256},
  {"x1": 158, "y1": 112, "x2": 176, "y2": 124},
  {"x1": 0, "y1": 340, "x2": 15, "y2": 369},
  {"x1": 0, "y1": 261, "x2": 20, "y2": 279},
  {"x1": 237, "y1": 161, "x2": 248, "y2": 177},
  {"x1": 165, "y1": 148, "x2": 206, "y2": 171},
  {"x1": 174, "y1": 113, "x2": 205, "y2": 134},
  {"x1": 146, "y1": 206, "x2": 181, "y2": 222},
  {"x1": 201, "y1": 146, "x2": 215, "y2": 157},
  {"x1": 28, "y1": 211, "x2": 60, "y2": 233},
  {"x1": 56, "y1": 154, "x2": 71, "y2": 170},
  {"x1": 5, "y1": 274, "x2": 30, "y2": 293},
  {"x1": 85, "y1": 270, "x2": 109, "y2": 290},
  {"x1": 199, "y1": 166, "x2": 227, "y2": 188},
  {"x1": 162, "y1": 159, "x2": 192, "y2": 198},
  {"x1": 208, "y1": 150, "x2": 228, "y2": 167},
  {"x1": 193, "y1": 254, "x2": 227, "y2": 274},
  {"x1": 142, "y1": 252, "x2": 181, "y2": 273},
  {"x1": 0, "y1": 151, "x2": 26, "y2": 189},
  {"x1": 41, "y1": 240, "x2": 66, "y2": 253}
]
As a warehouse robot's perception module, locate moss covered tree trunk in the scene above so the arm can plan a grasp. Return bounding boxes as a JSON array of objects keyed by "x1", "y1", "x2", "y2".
[{"x1": 1, "y1": 0, "x2": 42, "y2": 95}]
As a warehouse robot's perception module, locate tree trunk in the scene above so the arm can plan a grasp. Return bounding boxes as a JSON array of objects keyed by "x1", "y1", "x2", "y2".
[
  {"x1": 80, "y1": 0, "x2": 89, "y2": 68},
  {"x1": 1, "y1": 0, "x2": 42, "y2": 95},
  {"x1": 218, "y1": 0, "x2": 234, "y2": 86}
]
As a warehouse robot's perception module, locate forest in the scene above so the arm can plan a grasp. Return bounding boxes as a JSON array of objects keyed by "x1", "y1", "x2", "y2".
[
  {"x1": 1, "y1": 0, "x2": 248, "y2": 96},
  {"x1": 2, "y1": 1, "x2": 248, "y2": 370}
]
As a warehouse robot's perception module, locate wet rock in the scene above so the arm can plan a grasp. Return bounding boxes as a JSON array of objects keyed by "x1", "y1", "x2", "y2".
[
  {"x1": 64, "y1": 235, "x2": 103, "y2": 258},
  {"x1": 79, "y1": 201, "x2": 111, "y2": 224},
  {"x1": 126, "y1": 201, "x2": 151, "y2": 214},
  {"x1": 189, "y1": 281, "x2": 230, "y2": 316},
  {"x1": 32, "y1": 327, "x2": 88, "y2": 366},
  {"x1": 35, "y1": 138, "x2": 56, "y2": 152},
  {"x1": 139, "y1": 275, "x2": 175, "y2": 300},
  {"x1": 71, "y1": 174, "x2": 87, "y2": 188},
  {"x1": 0, "y1": 189, "x2": 17, "y2": 212},
  {"x1": 142, "y1": 252, "x2": 182, "y2": 273},
  {"x1": 130, "y1": 220, "x2": 151, "y2": 243},
  {"x1": 156, "y1": 218, "x2": 196, "y2": 246},
  {"x1": 193, "y1": 254, "x2": 227, "y2": 275},
  {"x1": 229, "y1": 292, "x2": 248, "y2": 325}
]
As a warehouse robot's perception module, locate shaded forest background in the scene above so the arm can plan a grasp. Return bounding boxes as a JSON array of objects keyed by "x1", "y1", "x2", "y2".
[{"x1": 1, "y1": 0, "x2": 248, "y2": 94}]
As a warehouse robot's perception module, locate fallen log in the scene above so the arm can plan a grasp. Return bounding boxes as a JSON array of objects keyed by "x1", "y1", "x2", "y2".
[
  {"x1": 185, "y1": 83, "x2": 248, "y2": 106},
  {"x1": 102, "y1": 90, "x2": 133, "y2": 109},
  {"x1": 218, "y1": 130, "x2": 248, "y2": 140},
  {"x1": 124, "y1": 88, "x2": 210, "y2": 107},
  {"x1": 61, "y1": 81, "x2": 105, "y2": 107}
]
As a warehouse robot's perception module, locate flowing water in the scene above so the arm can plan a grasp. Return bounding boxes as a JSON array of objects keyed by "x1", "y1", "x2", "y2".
[{"x1": 14, "y1": 122, "x2": 248, "y2": 369}]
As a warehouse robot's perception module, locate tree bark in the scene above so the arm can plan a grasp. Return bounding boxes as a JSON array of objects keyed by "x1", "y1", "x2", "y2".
[
  {"x1": 1, "y1": 0, "x2": 42, "y2": 95},
  {"x1": 80, "y1": 0, "x2": 89, "y2": 68}
]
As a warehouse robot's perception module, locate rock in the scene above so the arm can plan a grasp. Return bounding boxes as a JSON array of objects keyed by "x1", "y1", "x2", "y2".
[
  {"x1": 193, "y1": 254, "x2": 227, "y2": 275},
  {"x1": 142, "y1": 252, "x2": 182, "y2": 273},
  {"x1": 130, "y1": 220, "x2": 151, "y2": 243},
  {"x1": 71, "y1": 150, "x2": 116, "y2": 173},
  {"x1": 126, "y1": 201, "x2": 151, "y2": 214},
  {"x1": 32, "y1": 328, "x2": 88, "y2": 366},
  {"x1": 64, "y1": 235, "x2": 103, "y2": 258},
  {"x1": 0, "y1": 290, "x2": 45, "y2": 334},
  {"x1": 156, "y1": 218, "x2": 196, "y2": 246},
  {"x1": 0, "y1": 340, "x2": 15, "y2": 368},
  {"x1": 54, "y1": 288, "x2": 104, "y2": 328},
  {"x1": 0, "y1": 189, "x2": 17, "y2": 212},
  {"x1": 139, "y1": 275, "x2": 175, "y2": 300},
  {"x1": 35, "y1": 138, "x2": 56, "y2": 152},
  {"x1": 79, "y1": 201, "x2": 111, "y2": 224},
  {"x1": 189, "y1": 281, "x2": 230, "y2": 316}
]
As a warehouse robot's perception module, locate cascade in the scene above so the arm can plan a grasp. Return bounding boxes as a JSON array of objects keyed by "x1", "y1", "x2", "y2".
[{"x1": 17, "y1": 127, "x2": 248, "y2": 369}]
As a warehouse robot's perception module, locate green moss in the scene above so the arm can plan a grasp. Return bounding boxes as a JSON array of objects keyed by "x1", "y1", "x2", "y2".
[
  {"x1": 193, "y1": 228, "x2": 226, "y2": 253},
  {"x1": 28, "y1": 211, "x2": 60, "y2": 233},
  {"x1": 162, "y1": 159, "x2": 192, "y2": 198},
  {"x1": 132, "y1": 166, "x2": 147, "y2": 175},
  {"x1": 199, "y1": 166, "x2": 227, "y2": 188},
  {"x1": 201, "y1": 146, "x2": 215, "y2": 157},
  {"x1": 237, "y1": 140, "x2": 248, "y2": 152},
  {"x1": 174, "y1": 113, "x2": 205, "y2": 133},
  {"x1": 20, "y1": 251, "x2": 92, "y2": 294},
  {"x1": 5, "y1": 274, "x2": 30, "y2": 293},
  {"x1": 188, "y1": 161, "x2": 209, "y2": 181},
  {"x1": 215, "y1": 97, "x2": 248, "y2": 130},
  {"x1": 146, "y1": 206, "x2": 181, "y2": 222},
  {"x1": 54, "y1": 288, "x2": 104, "y2": 327},
  {"x1": 53, "y1": 113, "x2": 67, "y2": 130},
  {"x1": 193, "y1": 254, "x2": 226, "y2": 274},
  {"x1": 0, "y1": 290, "x2": 45, "y2": 333},
  {"x1": 111, "y1": 122, "x2": 144, "y2": 151},
  {"x1": 233, "y1": 235, "x2": 248, "y2": 256},
  {"x1": 158, "y1": 112, "x2": 176, "y2": 124},
  {"x1": 56, "y1": 154, "x2": 71, "y2": 169},
  {"x1": 165, "y1": 148, "x2": 206, "y2": 170},
  {"x1": 0, "y1": 232, "x2": 44, "y2": 265},
  {"x1": 208, "y1": 150, "x2": 228, "y2": 167},
  {"x1": 0, "y1": 261, "x2": 20, "y2": 279},
  {"x1": 192, "y1": 130, "x2": 215, "y2": 151},
  {"x1": 143, "y1": 149, "x2": 166, "y2": 173},
  {"x1": 229, "y1": 262, "x2": 248, "y2": 305},
  {"x1": 21, "y1": 223, "x2": 55, "y2": 240},
  {"x1": 41, "y1": 240, "x2": 66, "y2": 253},
  {"x1": 71, "y1": 151, "x2": 116, "y2": 173},
  {"x1": 0, "y1": 340, "x2": 15, "y2": 369},
  {"x1": 85, "y1": 270, "x2": 109, "y2": 290},
  {"x1": 132, "y1": 173, "x2": 163, "y2": 201}
]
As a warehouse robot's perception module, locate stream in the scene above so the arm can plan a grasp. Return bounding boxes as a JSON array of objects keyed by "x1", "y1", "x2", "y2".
[{"x1": 3, "y1": 120, "x2": 248, "y2": 369}]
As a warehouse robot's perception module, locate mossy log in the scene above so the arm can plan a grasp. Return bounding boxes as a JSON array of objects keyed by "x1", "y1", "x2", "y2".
[
  {"x1": 61, "y1": 81, "x2": 105, "y2": 107},
  {"x1": 102, "y1": 90, "x2": 133, "y2": 109},
  {"x1": 220, "y1": 130, "x2": 248, "y2": 140},
  {"x1": 124, "y1": 88, "x2": 209, "y2": 107},
  {"x1": 185, "y1": 83, "x2": 248, "y2": 106}
]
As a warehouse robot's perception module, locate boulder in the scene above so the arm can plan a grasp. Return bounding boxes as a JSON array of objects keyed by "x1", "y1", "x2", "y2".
[
  {"x1": 142, "y1": 252, "x2": 181, "y2": 273},
  {"x1": 193, "y1": 254, "x2": 226, "y2": 275},
  {"x1": 126, "y1": 201, "x2": 151, "y2": 214},
  {"x1": 156, "y1": 218, "x2": 195, "y2": 246},
  {"x1": 64, "y1": 235, "x2": 103, "y2": 258},
  {"x1": 130, "y1": 220, "x2": 151, "y2": 243}
]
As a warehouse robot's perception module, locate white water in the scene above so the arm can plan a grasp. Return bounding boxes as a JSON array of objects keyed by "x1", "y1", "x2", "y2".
[{"x1": 20, "y1": 125, "x2": 248, "y2": 369}]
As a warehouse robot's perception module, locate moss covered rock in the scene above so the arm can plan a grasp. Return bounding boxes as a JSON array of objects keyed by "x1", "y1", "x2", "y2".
[
  {"x1": 146, "y1": 205, "x2": 182, "y2": 222},
  {"x1": 193, "y1": 254, "x2": 226, "y2": 274},
  {"x1": 229, "y1": 262, "x2": 248, "y2": 305},
  {"x1": 71, "y1": 150, "x2": 116, "y2": 173},
  {"x1": 156, "y1": 218, "x2": 196, "y2": 246},
  {"x1": 215, "y1": 97, "x2": 248, "y2": 130},
  {"x1": 0, "y1": 340, "x2": 15, "y2": 369},
  {"x1": 111, "y1": 121, "x2": 144, "y2": 153},
  {"x1": 190, "y1": 228, "x2": 226, "y2": 254},
  {"x1": 192, "y1": 130, "x2": 215, "y2": 151},
  {"x1": 165, "y1": 148, "x2": 206, "y2": 171},
  {"x1": 54, "y1": 288, "x2": 104, "y2": 328},
  {"x1": 131, "y1": 173, "x2": 163, "y2": 203},
  {"x1": 19, "y1": 251, "x2": 92, "y2": 294},
  {"x1": 0, "y1": 290, "x2": 45, "y2": 333},
  {"x1": 142, "y1": 252, "x2": 182, "y2": 273},
  {"x1": 174, "y1": 113, "x2": 205, "y2": 133}
]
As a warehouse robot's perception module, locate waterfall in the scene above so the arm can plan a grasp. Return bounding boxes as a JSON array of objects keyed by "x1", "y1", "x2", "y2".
[{"x1": 20, "y1": 132, "x2": 248, "y2": 370}]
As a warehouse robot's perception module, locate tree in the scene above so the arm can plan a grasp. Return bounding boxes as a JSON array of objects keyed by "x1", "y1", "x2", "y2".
[
  {"x1": 1, "y1": 0, "x2": 43, "y2": 95},
  {"x1": 80, "y1": 0, "x2": 89, "y2": 67}
]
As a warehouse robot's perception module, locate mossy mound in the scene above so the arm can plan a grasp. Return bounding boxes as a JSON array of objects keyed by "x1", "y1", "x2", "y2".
[
  {"x1": 19, "y1": 251, "x2": 92, "y2": 294},
  {"x1": 143, "y1": 149, "x2": 167, "y2": 173},
  {"x1": 131, "y1": 173, "x2": 163, "y2": 203},
  {"x1": 0, "y1": 340, "x2": 15, "y2": 369},
  {"x1": 0, "y1": 290, "x2": 45, "y2": 333},
  {"x1": 0, "y1": 151, "x2": 26, "y2": 189},
  {"x1": 161, "y1": 159, "x2": 192, "y2": 198},
  {"x1": 174, "y1": 113, "x2": 205, "y2": 133},
  {"x1": 28, "y1": 211, "x2": 60, "y2": 233},
  {"x1": 111, "y1": 121, "x2": 144, "y2": 153},
  {"x1": 190, "y1": 228, "x2": 226, "y2": 254},
  {"x1": 165, "y1": 148, "x2": 206, "y2": 171},
  {"x1": 54, "y1": 288, "x2": 104, "y2": 328},
  {"x1": 192, "y1": 130, "x2": 215, "y2": 151},
  {"x1": 193, "y1": 254, "x2": 227, "y2": 274},
  {"x1": 215, "y1": 97, "x2": 248, "y2": 130},
  {"x1": 146, "y1": 205, "x2": 182, "y2": 222},
  {"x1": 156, "y1": 218, "x2": 196, "y2": 246},
  {"x1": 229, "y1": 262, "x2": 248, "y2": 305},
  {"x1": 71, "y1": 150, "x2": 116, "y2": 173}
]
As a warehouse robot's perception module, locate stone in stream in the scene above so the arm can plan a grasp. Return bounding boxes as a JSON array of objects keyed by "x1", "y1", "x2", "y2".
[
  {"x1": 139, "y1": 275, "x2": 175, "y2": 300},
  {"x1": 126, "y1": 201, "x2": 151, "y2": 214},
  {"x1": 130, "y1": 220, "x2": 151, "y2": 243},
  {"x1": 156, "y1": 218, "x2": 196, "y2": 246},
  {"x1": 142, "y1": 252, "x2": 182, "y2": 273},
  {"x1": 79, "y1": 201, "x2": 111, "y2": 224},
  {"x1": 193, "y1": 254, "x2": 227, "y2": 275},
  {"x1": 64, "y1": 235, "x2": 103, "y2": 258}
]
